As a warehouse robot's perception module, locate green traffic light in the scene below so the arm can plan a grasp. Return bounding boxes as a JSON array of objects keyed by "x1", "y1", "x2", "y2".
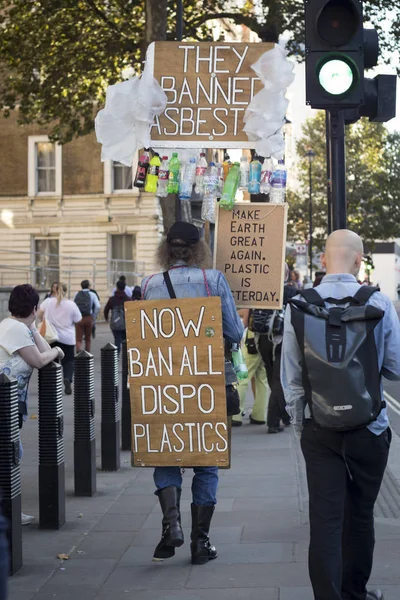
[{"x1": 318, "y1": 58, "x2": 355, "y2": 95}]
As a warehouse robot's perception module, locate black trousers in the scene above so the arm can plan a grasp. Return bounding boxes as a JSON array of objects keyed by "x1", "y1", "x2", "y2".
[
  {"x1": 301, "y1": 422, "x2": 391, "y2": 600},
  {"x1": 51, "y1": 342, "x2": 75, "y2": 382},
  {"x1": 257, "y1": 335, "x2": 289, "y2": 427}
]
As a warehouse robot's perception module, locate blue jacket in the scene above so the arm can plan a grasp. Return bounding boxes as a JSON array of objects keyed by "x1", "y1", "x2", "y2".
[{"x1": 142, "y1": 263, "x2": 244, "y2": 345}]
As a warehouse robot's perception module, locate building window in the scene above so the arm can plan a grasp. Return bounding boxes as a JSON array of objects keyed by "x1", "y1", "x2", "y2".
[
  {"x1": 109, "y1": 234, "x2": 136, "y2": 288},
  {"x1": 28, "y1": 135, "x2": 62, "y2": 197},
  {"x1": 113, "y1": 162, "x2": 132, "y2": 191},
  {"x1": 34, "y1": 238, "x2": 60, "y2": 290}
]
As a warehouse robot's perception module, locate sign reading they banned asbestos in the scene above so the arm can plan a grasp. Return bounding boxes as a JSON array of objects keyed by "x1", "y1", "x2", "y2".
[
  {"x1": 214, "y1": 202, "x2": 288, "y2": 309},
  {"x1": 147, "y1": 41, "x2": 272, "y2": 148},
  {"x1": 125, "y1": 297, "x2": 229, "y2": 468}
]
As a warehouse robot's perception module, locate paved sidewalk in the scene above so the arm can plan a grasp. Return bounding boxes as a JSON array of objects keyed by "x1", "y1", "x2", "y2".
[{"x1": 8, "y1": 325, "x2": 400, "y2": 600}]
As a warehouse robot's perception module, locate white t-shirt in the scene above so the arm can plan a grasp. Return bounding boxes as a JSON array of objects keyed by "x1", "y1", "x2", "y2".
[
  {"x1": 0, "y1": 318, "x2": 35, "y2": 416},
  {"x1": 40, "y1": 297, "x2": 82, "y2": 345}
]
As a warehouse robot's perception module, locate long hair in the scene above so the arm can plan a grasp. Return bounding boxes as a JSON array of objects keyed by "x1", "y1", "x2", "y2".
[
  {"x1": 55, "y1": 282, "x2": 67, "y2": 306},
  {"x1": 156, "y1": 239, "x2": 212, "y2": 271}
]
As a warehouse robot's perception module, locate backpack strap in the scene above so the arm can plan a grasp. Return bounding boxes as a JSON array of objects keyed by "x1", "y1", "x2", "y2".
[
  {"x1": 163, "y1": 271, "x2": 177, "y2": 299},
  {"x1": 299, "y1": 288, "x2": 326, "y2": 307},
  {"x1": 352, "y1": 286, "x2": 380, "y2": 306}
]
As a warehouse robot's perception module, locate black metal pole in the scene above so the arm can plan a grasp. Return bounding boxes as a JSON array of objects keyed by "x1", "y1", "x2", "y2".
[
  {"x1": 74, "y1": 351, "x2": 96, "y2": 497},
  {"x1": 309, "y1": 159, "x2": 313, "y2": 280},
  {"x1": 328, "y1": 110, "x2": 347, "y2": 230},
  {"x1": 101, "y1": 343, "x2": 120, "y2": 471},
  {"x1": 121, "y1": 340, "x2": 131, "y2": 452},
  {"x1": 0, "y1": 374, "x2": 22, "y2": 575},
  {"x1": 38, "y1": 362, "x2": 65, "y2": 529},
  {"x1": 325, "y1": 112, "x2": 333, "y2": 234},
  {"x1": 174, "y1": 0, "x2": 183, "y2": 222}
]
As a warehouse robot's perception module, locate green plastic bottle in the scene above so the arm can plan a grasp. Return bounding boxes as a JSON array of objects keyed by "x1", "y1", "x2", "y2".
[
  {"x1": 144, "y1": 153, "x2": 161, "y2": 193},
  {"x1": 231, "y1": 343, "x2": 249, "y2": 380},
  {"x1": 167, "y1": 152, "x2": 180, "y2": 195},
  {"x1": 220, "y1": 162, "x2": 240, "y2": 210}
]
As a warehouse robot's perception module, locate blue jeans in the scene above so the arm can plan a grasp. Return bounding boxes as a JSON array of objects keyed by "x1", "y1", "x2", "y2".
[
  {"x1": 112, "y1": 329, "x2": 126, "y2": 355},
  {"x1": 153, "y1": 467, "x2": 218, "y2": 506}
]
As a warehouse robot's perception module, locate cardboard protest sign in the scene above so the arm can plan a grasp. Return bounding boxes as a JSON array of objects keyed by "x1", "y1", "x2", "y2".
[
  {"x1": 147, "y1": 42, "x2": 272, "y2": 148},
  {"x1": 214, "y1": 202, "x2": 288, "y2": 309},
  {"x1": 125, "y1": 297, "x2": 229, "y2": 468}
]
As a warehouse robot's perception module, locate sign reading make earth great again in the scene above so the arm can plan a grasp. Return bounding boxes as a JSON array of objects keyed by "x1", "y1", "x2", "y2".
[{"x1": 147, "y1": 42, "x2": 272, "y2": 148}]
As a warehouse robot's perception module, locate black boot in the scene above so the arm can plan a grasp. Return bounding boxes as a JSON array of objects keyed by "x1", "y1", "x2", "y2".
[
  {"x1": 190, "y1": 504, "x2": 218, "y2": 565},
  {"x1": 153, "y1": 486, "x2": 184, "y2": 561}
]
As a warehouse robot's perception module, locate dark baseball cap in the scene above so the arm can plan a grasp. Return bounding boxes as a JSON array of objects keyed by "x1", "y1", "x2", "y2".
[{"x1": 167, "y1": 222, "x2": 200, "y2": 247}]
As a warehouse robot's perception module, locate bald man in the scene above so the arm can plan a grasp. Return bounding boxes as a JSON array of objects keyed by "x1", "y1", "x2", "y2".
[{"x1": 281, "y1": 230, "x2": 400, "y2": 600}]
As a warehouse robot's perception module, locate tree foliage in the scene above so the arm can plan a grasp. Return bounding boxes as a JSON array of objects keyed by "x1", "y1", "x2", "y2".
[
  {"x1": 287, "y1": 112, "x2": 400, "y2": 249},
  {"x1": 0, "y1": 0, "x2": 398, "y2": 143}
]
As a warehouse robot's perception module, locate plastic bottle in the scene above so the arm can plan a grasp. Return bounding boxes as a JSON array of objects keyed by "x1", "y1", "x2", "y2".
[
  {"x1": 219, "y1": 162, "x2": 240, "y2": 210},
  {"x1": 179, "y1": 157, "x2": 196, "y2": 200},
  {"x1": 216, "y1": 162, "x2": 224, "y2": 197},
  {"x1": 134, "y1": 148, "x2": 150, "y2": 188},
  {"x1": 239, "y1": 156, "x2": 250, "y2": 191},
  {"x1": 167, "y1": 152, "x2": 180, "y2": 195},
  {"x1": 181, "y1": 199, "x2": 192, "y2": 223},
  {"x1": 248, "y1": 155, "x2": 262, "y2": 194},
  {"x1": 260, "y1": 157, "x2": 273, "y2": 195},
  {"x1": 194, "y1": 153, "x2": 208, "y2": 195},
  {"x1": 144, "y1": 153, "x2": 161, "y2": 193},
  {"x1": 231, "y1": 343, "x2": 249, "y2": 380},
  {"x1": 270, "y1": 159, "x2": 287, "y2": 203},
  {"x1": 157, "y1": 156, "x2": 169, "y2": 198},
  {"x1": 201, "y1": 163, "x2": 218, "y2": 223},
  {"x1": 222, "y1": 152, "x2": 232, "y2": 179}
]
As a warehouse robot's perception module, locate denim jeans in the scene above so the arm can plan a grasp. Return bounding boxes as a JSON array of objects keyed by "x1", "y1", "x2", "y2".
[
  {"x1": 112, "y1": 329, "x2": 126, "y2": 355},
  {"x1": 153, "y1": 466, "x2": 218, "y2": 506}
]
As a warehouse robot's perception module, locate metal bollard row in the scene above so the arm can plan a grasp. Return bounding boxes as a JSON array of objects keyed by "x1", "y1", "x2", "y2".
[
  {"x1": 101, "y1": 343, "x2": 121, "y2": 471},
  {"x1": 0, "y1": 374, "x2": 22, "y2": 574},
  {"x1": 121, "y1": 340, "x2": 131, "y2": 452},
  {"x1": 38, "y1": 362, "x2": 65, "y2": 530},
  {"x1": 74, "y1": 351, "x2": 96, "y2": 497}
]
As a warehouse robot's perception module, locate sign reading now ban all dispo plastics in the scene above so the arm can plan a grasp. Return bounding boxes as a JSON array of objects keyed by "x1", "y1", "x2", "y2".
[
  {"x1": 215, "y1": 202, "x2": 288, "y2": 309},
  {"x1": 147, "y1": 41, "x2": 272, "y2": 148},
  {"x1": 125, "y1": 297, "x2": 229, "y2": 468}
]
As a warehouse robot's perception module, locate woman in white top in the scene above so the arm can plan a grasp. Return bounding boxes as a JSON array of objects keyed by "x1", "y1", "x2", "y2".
[
  {"x1": 0, "y1": 284, "x2": 65, "y2": 524},
  {"x1": 38, "y1": 283, "x2": 82, "y2": 396}
]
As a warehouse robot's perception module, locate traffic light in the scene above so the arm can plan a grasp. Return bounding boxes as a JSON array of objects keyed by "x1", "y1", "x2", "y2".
[
  {"x1": 305, "y1": 0, "x2": 396, "y2": 116},
  {"x1": 363, "y1": 255, "x2": 374, "y2": 272}
]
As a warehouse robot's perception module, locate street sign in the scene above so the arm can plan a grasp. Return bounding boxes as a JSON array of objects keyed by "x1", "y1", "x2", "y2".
[
  {"x1": 214, "y1": 202, "x2": 288, "y2": 309},
  {"x1": 125, "y1": 297, "x2": 229, "y2": 468},
  {"x1": 147, "y1": 41, "x2": 272, "y2": 148}
]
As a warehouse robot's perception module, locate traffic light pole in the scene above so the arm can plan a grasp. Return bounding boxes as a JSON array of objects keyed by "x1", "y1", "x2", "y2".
[
  {"x1": 327, "y1": 110, "x2": 346, "y2": 230},
  {"x1": 325, "y1": 112, "x2": 333, "y2": 234}
]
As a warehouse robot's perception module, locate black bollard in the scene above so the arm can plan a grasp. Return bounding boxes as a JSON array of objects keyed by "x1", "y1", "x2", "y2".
[
  {"x1": 74, "y1": 351, "x2": 96, "y2": 496},
  {"x1": 38, "y1": 362, "x2": 65, "y2": 529},
  {"x1": 0, "y1": 374, "x2": 22, "y2": 574},
  {"x1": 121, "y1": 340, "x2": 131, "y2": 451},
  {"x1": 101, "y1": 343, "x2": 120, "y2": 471}
]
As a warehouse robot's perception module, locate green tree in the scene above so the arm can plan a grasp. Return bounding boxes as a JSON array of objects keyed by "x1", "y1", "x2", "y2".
[
  {"x1": 0, "y1": 0, "x2": 398, "y2": 143},
  {"x1": 288, "y1": 112, "x2": 400, "y2": 249}
]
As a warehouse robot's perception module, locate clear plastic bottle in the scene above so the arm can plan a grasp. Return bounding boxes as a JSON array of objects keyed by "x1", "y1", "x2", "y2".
[
  {"x1": 216, "y1": 163, "x2": 224, "y2": 197},
  {"x1": 179, "y1": 157, "x2": 196, "y2": 200},
  {"x1": 167, "y1": 152, "x2": 180, "y2": 195},
  {"x1": 201, "y1": 163, "x2": 218, "y2": 223},
  {"x1": 181, "y1": 198, "x2": 192, "y2": 223},
  {"x1": 270, "y1": 159, "x2": 287, "y2": 203},
  {"x1": 195, "y1": 153, "x2": 207, "y2": 195},
  {"x1": 220, "y1": 162, "x2": 240, "y2": 210},
  {"x1": 144, "y1": 153, "x2": 161, "y2": 193},
  {"x1": 134, "y1": 148, "x2": 150, "y2": 189},
  {"x1": 248, "y1": 155, "x2": 262, "y2": 194},
  {"x1": 239, "y1": 156, "x2": 250, "y2": 191},
  {"x1": 260, "y1": 157, "x2": 273, "y2": 195},
  {"x1": 231, "y1": 343, "x2": 248, "y2": 380},
  {"x1": 222, "y1": 152, "x2": 231, "y2": 180},
  {"x1": 157, "y1": 156, "x2": 169, "y2": 198}
]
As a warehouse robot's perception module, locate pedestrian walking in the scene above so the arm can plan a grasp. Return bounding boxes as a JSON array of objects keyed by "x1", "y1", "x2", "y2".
[
  {"x1": 0, "y1": 284, "x2": 64, "y2": 525},
  {"x1": 142, "y1": 221, "x2": 243, "y2": 565},
  {"x1": 43, "y1": 281, "x2": 58, "y2": 300},
  {"x1": 131, "y1": 285, "x2": 142, "y2": 300},
  {"x1": 90, "y1": 287, "x2": 100, "y2": 339},
  {"x1": 282, "y1": 229, "x2": 400, "y2": 600},
  {"x1": 112, "y1": 275, "x2": 132, "y2": 299},
  {"x1": 74, "y1": 280, "x2": 100, "y2": 354},
  {"x1": 38, "y1": 282, "x2": 82, "y2": 395},
  {"x1": 232, "y1": 321, "x2": 269, "y2": 427},
  {"x1": 104, "y1": 280, "x2": 131, "y2": 354}
]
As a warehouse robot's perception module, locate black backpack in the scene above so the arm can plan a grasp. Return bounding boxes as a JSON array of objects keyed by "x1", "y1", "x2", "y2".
[
  {"x1": 289, "y1": 286, "x2": 385, "y2": 431},
  {"x1": 75, "y1": 290, "x2": 92, "y2": 317},
  {"x1": 110, "y1": 304, "x2": 126, "y2": 331}
]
